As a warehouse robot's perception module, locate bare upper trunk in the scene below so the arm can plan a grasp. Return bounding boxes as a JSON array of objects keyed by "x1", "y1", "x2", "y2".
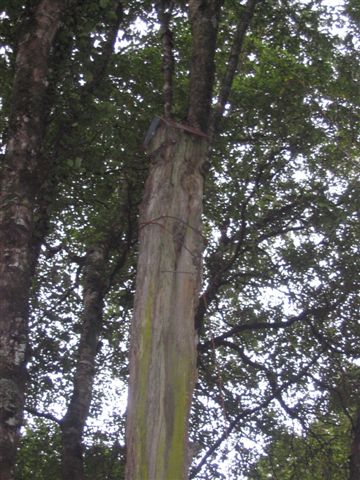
[
  {"x1": 61, "y1": 245, "x2": 108, "y2": 480},
  {"x1": 0, "y1": 2, "x2": 64, "y2": 477},
  {"x1": 125, "y1": 122, "x2": 208, "y2": 480},
  {"x1": 187, "y1": 0, "x2": 222, "y2": 131}
]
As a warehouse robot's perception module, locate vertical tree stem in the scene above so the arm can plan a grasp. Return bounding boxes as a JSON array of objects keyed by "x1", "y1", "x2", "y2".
[
  {"x1": 126, "y1": 124, "x2": 208, "y2": 480},
  {"x1": 0, "y1": 2, "x2": 65, "y2": 477}
]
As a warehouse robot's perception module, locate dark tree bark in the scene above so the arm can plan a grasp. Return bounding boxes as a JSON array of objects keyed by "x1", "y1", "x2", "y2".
[
  {"x1": 0, "y1": 2, "x2": 65, "y2": 477},
  {"x1": 157, "y1": 0, "x2": 175, "y2": 118},
  {"x1": 61, "y1": 245, "x2": 109, "y2": 480},
  {"x1": 187, "y1": 0, "x2": 223, "y2": 131},
  {"x1": 349, "y1": 407, "x2": 360, "y2": 480},
  {"x1": 211, "y1": 0, "x2": 259, "y2": 136}
]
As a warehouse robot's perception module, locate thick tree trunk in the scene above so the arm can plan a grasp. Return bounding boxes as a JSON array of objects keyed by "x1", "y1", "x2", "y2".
[
  {"x1": 349, "y1": 407, "x2": 360, "y2": 480},
  {"x1": 0, "y1": 2, "x2": 64, "y2": 478},
  {"x1": 125, "y1": 122, "x2": 208, "y2": 480},
  {"x1": 126, "y1": 2, "x2": 221, "y2": 477},
  {"x1": 61, "y1": 245, "x2": 108, "y2": 480}
]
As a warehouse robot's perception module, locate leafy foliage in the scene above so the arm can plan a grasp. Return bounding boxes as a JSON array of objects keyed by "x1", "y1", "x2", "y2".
[{"x1": 0, "y1": 0, "x2": 359, "y2": 478}]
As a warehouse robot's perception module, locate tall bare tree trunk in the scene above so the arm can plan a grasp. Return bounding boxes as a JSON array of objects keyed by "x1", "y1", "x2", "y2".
[
  {"x1": 125, "y1": 1, "x2": 222, "y2": 478},
  {"x1": 125, "y1": 122, "x2": 208, "y2": 480},
  {"x1": 61, "y1": 245, "x2": 109, "y2": 480},
  {"x1": 0, "y1": 2, "x2": 65, "y2": 478}
]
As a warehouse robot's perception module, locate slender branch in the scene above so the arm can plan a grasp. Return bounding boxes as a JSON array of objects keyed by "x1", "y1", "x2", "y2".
[
  {"x1": 308, "y1": 373, "x2": 354, "y2": 426},
  {"x1": 308, "y1": 317, "x2": 360, "y2": 357},
  {"x1": 200, "y1": 290, "x2": 351, "y2": 354},
  {"x1": 195, "y1": 214, "x2": 304, "y2": 336},
  {"x1": 238, "y1": 344, "x2": 305, "y2": 427},
  {"x1": 210, "y1": 0, "x2": 259, "y2": 136},
  {"x1": 82, "y1": 0, "x2": 123, "y2": 97},
  {"x1": 210, "y1": 339, "x2": 305, "y2": 422},
  {"x1": 189, "y1": 398, "x2": 273, "y2": 479},
  {"x1": 156, "y1": 0, "x2": 175, "y2": 117},
  {"x1": 195, "y1": 148, "x2": 291, "y2": 333},
  {"x1": 198, "y1": 308, "x2": 311, "y2": 352},
  {"x1": 107, "y1": 233, "x2": 135, "y2": 289},
  {"x1": 190, "y1": 354, "x2": 320, "y2": 478},
  {"x1": 25, "y1": 407, "x2": 62, "y2": 425}
]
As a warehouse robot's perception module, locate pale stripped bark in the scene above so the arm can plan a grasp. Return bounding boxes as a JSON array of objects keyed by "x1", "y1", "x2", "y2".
[
  {"x1": 125, "y1": 0, "x2": 261, "y2": 460},
  {"x1": 125, "y1": 123, "x2": 208, "y2": 480},
  {"x1": 126, "y1": 1, "x2": 222, "y2": 478}
]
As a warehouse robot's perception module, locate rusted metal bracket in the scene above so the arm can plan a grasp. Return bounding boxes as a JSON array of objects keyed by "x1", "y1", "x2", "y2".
[
  {"x1": 161, "y1": 116, "x2": 210, "y2": 140},
  {"x1": 143, "y1": 116, "x2": 210, "y2": 149}
]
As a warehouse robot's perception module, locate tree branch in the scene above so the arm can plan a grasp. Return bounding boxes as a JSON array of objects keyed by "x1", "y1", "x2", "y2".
[
  {"x1": 198, "y1": 308, "x2": 312, "y2": 352},
  {"x1": 83, "y1": 0, "x2": 123, "y2": 97},
  {"x1": 187, "y1": 0, "x2": 223, "y2": 132},
  {"x1": 222, "y1": 340, "x2": 303, "y2": 422},
  {"x1": 156, "y1": 0, "x2": 175, "y2": 118},
  {"x1": 190, "y1": 354, "x2": 320, "y2": 478},
  {"x1": 210, "y1": 0, "x2": 259, "y2": 136},
  {"x1": 26, "y1": 407, "x2": 62, "y2": 425}
]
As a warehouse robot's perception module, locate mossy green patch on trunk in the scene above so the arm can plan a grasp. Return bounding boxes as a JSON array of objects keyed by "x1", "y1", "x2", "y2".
[
  {"x1": 136, "y1": 287, "x2": 154, "y2": 479},
  {"x1": 126, "y1": 127, "x2": 206, "y2": 480},
  {"x1": 166, "y1": 366, "x2": 190, "y2": 479}
]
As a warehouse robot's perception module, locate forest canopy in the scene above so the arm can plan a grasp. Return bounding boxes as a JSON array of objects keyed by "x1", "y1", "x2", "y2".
[{"x1": 0, "y1": 0, "x2": 359, "y2": 479}]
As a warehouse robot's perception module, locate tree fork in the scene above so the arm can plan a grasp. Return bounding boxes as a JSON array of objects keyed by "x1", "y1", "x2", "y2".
[{"x1": 126, "y1": 2, "x2": 221, "y2": 477}]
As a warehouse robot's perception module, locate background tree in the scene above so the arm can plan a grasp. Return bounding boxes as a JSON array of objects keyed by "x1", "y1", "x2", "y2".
[{"x1": 0, "y1": 1, "x2": 69, "y2": 477}]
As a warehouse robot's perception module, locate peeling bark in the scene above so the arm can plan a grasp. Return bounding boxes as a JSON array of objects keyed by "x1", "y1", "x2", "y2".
[
  {"x1": 61, "y1": 245, "x2": 109, "y2": 480},
  {"x1": 125, "y1": 124, "x2": 208, "y2": 480},
  {"x1": 0, "y1": 1, "x2": 65, "y2": 478},
  {"x1": 126, "y1": 3, "x2": 223, "y2": 477}
]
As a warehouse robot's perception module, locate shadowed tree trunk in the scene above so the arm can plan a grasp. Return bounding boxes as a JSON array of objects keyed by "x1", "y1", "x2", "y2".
[
  {"x1": 3, "y1": 4, "x2": 125, "y2": 475},
  {"x1": 61, "y1": 245, "x2": 109, "y2": 480},
  {"x1": 0, "y1": 1, "x2": 123, "y2": 476},
  {"x1": 60, "y1": 185, "x2": 131, "y2": 479},
  {"x1": 0, "y1": 1, "x2": 65, "y2": 477},
  {"x1": 349, "y1": 407, "x2": 360, "y2": 480}
]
